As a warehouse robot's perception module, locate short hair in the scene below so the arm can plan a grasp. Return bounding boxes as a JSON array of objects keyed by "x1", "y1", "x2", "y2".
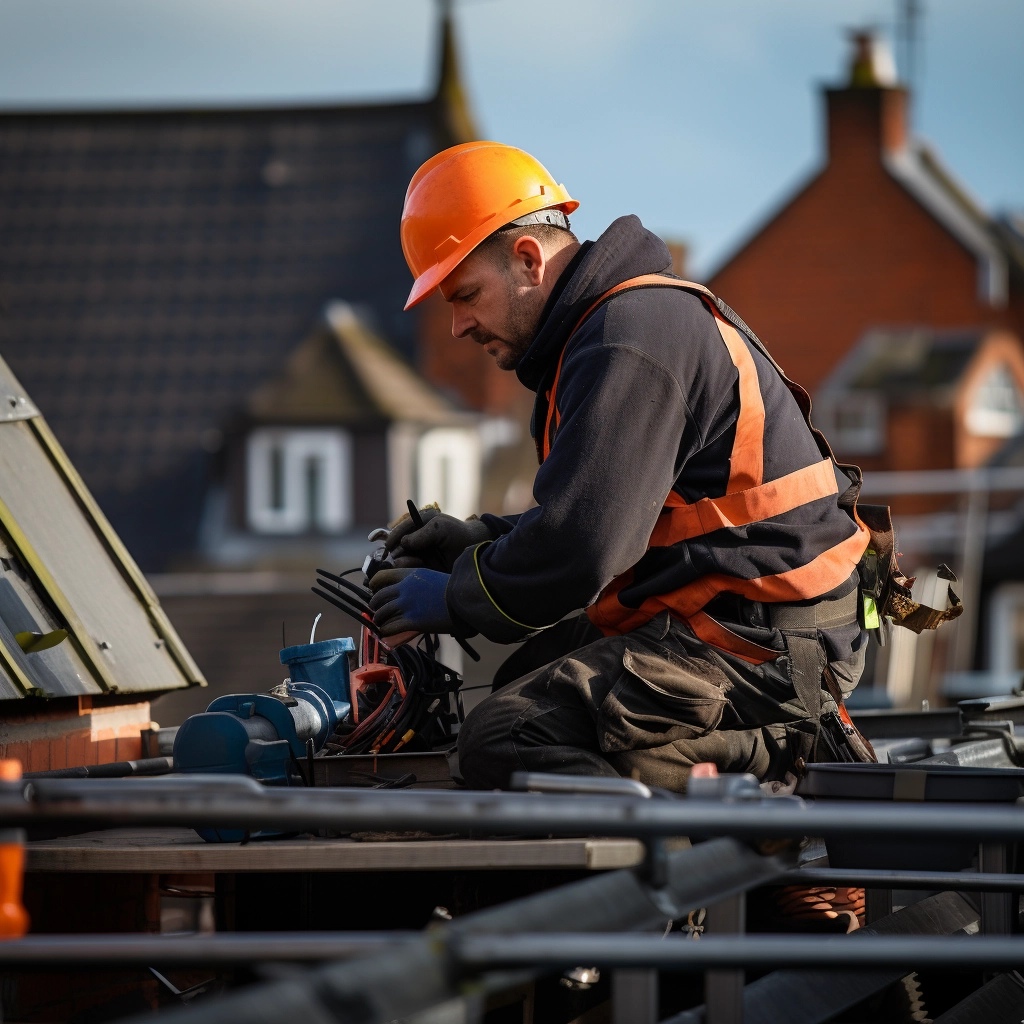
[{"x1": 476, "y1": 222, "x2": 579, "y2": 268}]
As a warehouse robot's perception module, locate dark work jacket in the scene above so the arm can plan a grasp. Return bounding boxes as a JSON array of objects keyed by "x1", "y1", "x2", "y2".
[{"x1": 446, "y1": 215, "x2": 863, "y2": 662}]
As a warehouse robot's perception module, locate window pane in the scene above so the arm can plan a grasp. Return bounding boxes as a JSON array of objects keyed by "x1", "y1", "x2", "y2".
[
  {"x1": 247, "y1": 429, "x2": 352, "y2": 535},
  {"x1": 305, "y1": 455, "x2": 321, "y2": 531},
  {"x1": 966, "y1": 364, "x2": 1024, "y2": 438},
  {"x1": 269, "y1": 446, "x2": 285, "y2": 511}
]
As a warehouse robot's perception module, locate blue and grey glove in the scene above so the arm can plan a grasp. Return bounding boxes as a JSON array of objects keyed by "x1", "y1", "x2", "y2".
[{"x1": 368, "y1": 568, "x2": 454, "y2": 637}]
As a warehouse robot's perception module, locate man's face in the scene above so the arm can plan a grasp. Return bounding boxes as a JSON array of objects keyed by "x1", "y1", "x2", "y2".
[{"x1": 440, "y1": 241, "x2": 547, "y2": 371}]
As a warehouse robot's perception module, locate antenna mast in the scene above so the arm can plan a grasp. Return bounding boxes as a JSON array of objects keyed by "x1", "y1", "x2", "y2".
[{"x1": 897, "y1": 0, "x2": 923, "y2": 92}]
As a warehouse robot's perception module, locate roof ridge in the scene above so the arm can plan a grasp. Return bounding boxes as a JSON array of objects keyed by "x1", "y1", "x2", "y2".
[{"x1": 325, "y1": 302, "x2": 463, "y2": 425}]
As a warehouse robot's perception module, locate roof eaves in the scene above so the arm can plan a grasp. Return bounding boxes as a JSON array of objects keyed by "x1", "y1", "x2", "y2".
[
  {"x1": 325, "y1": 302, "x2": 468, "y2": 427},
  {"x1": 817, "y1": 327, "x2": 986, "y2": 401},
  {"x1": 994, "y1": 215, "x2": 1024, "y2": 279},
  {"x1": 883, "y1": 142, "x2": 1008, "y2": 307}
]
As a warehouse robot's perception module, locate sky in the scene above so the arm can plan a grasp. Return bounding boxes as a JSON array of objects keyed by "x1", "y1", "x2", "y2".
[{"x1": 0, "y1": 0, "x2": 1020, "y2": 275}]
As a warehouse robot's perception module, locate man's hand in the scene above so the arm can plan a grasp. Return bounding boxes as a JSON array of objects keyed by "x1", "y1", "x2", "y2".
[
  {"x1": 385, "y1": 510, "x2": 491, "y2": 572},
  {"x1": 368, "y1": 568, "x2": 454, "y2": 637}
]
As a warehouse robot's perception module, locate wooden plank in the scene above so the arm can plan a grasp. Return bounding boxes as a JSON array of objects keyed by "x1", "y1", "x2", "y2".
[{"x1": 26, "y1": 828, "x2": 644, "y2": 874}]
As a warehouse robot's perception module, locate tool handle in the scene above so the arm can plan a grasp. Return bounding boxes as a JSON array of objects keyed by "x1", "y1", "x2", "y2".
[{"x1": 404, "y1": 499, "x2": 449, "y2": 573}]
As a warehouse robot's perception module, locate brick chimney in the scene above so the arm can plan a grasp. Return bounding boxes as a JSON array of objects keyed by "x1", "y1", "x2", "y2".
[{"x1": 825, "y1": 31, "x2": 909, "y2": 164}]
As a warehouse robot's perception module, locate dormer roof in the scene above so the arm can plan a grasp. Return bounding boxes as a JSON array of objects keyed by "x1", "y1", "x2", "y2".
[
  {"x1": 245, "y1": 302, "x2": 461, "y2": 428},
  {"x1": 818, "y1": 326, "x2": 1024, "y2": 408}
]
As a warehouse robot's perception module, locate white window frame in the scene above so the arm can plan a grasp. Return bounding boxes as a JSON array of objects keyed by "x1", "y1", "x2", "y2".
[
  {"x1": 965, "y1": 363, "x2": 1024, "y2": 438},
  {"x1": 246, "y1": 428, "x2": 353, "y2": 535},
  {"x1": 416, "y1": 428, "x2": 480, "y2": 522}
]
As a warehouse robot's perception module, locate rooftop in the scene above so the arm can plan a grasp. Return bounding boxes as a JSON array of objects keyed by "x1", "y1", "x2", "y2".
[{"x1": 0, "y1": 16, "x2": 474, "y2": 572}]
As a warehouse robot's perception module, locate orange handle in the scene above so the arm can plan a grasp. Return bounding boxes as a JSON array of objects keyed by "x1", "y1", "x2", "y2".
[
  {"x1": 0, "y1": 760, "x2": 28, "y2": 939},
  {"x1": 0, "y1": 845, "x2": 28, "y2": 939}
]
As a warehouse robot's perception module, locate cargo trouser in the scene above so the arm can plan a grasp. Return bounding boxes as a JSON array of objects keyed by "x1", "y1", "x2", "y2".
[{"x1": 457, "y1": 609, "x2": 863, "y2": 792}]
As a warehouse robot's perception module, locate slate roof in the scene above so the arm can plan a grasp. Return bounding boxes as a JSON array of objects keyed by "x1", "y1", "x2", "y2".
[{"x1": 0, "y1": 18, "x2": 475, "y2": 572}]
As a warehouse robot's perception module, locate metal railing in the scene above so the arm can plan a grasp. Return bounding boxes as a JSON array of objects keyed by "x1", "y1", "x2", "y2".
[
  {"x1": 10, "y1": 775, "x2": 1024, "y2": 843},
  {"x1": 4, "y1": 773, "x2": 1024, "y2": 1024}
]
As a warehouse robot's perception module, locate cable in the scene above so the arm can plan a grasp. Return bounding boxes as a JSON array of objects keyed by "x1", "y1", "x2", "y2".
[
  {"x1": 316, "y1": 568, "x2": 371, "y2": 601},
  {"x1": 310, "y1": 587, "x2": 381, "y2": 636}
]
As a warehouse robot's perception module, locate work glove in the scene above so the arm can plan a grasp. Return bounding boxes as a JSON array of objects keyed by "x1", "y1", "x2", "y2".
[
  {"x1": 385, "y1": 509, "x2": 491, "y2": 573},
  {"x1": 368, "y1": 568, "x2": 454, "y2": 637}
]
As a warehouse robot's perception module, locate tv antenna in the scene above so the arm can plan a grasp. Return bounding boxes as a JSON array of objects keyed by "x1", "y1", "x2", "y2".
[{"x1": 897, "y1": 0, "x2": 924, "y2": 92}]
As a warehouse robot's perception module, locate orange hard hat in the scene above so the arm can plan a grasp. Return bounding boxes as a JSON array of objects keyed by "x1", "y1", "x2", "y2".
[{"x1": 400, "y1": 141, "x2": 578, "y2": 309}]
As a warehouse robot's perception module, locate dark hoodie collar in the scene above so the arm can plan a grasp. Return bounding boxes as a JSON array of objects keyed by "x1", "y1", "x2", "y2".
[{"x1": 515, "y1": 215, "x2": 673, "y2": 392}]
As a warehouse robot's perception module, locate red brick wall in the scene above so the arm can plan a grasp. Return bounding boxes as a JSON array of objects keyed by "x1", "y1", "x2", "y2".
[
  {"x1": 0, "y1": 697, "x2": 151, "y2": 772},
  {"x1": 708, "y1": 87, "x2": 1022, "y2": 395}
]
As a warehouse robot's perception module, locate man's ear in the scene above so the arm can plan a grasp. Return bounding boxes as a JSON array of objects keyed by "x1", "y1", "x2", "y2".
[{"x1": 510, "y1": 235, "x2": 546, "y2": 286}]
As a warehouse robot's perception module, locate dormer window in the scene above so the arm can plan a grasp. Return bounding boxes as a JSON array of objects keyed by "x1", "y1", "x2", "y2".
[
  {"x1": 416, "y1": 428, "x2": 480, "y2": 521},
  {"x1": 246, "y1": 428, "x2": 352, "y2": 534},
  {"x1": 966, "y1": 364, "x2": 1024, "y2": 438},
  {"x1": 815, "y1": 392, "x2": 885, "y2": 455}
]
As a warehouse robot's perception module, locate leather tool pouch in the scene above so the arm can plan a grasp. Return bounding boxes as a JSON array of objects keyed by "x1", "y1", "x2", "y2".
[{"x1": 856, "y1": 503, "x2": 963, "y2": 637}]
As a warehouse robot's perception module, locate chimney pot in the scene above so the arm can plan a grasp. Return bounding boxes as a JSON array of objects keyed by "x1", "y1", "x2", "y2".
[
  {"x1": 826, "y1": 30, "x2": 908, "y2": 165},
  {"x1": 847, "y1": 29, "x2": 898, "y2": 88}
]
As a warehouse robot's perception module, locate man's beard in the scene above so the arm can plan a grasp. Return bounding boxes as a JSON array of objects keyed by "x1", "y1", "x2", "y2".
[{"x1": 472, "y1": 283, "x2": 543, "y2": 370}]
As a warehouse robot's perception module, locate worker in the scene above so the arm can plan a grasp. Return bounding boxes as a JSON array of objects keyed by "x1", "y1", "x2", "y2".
[{"x1": 369, "y1": 141, "x2": 874, "y2": 792}]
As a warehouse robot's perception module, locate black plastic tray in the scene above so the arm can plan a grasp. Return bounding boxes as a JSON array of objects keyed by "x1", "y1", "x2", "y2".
[
  {"x1": 798, "y1": 762, "x2": 1024, "y2": 802},
  {"x1": 797, "y1": 762, "x2": 1024, "y2": 870}
]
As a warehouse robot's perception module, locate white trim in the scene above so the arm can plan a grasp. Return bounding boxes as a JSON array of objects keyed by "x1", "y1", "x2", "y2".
[
  {"x1": 386, "y1": 423, "x2": 420, "y2": 524},
  {"x1": 246, "y1": 428, "x2": 352, "y2": 535},
  {"x1": 883, "y1": 145, "x2": 1008, "y2": 308},
  {"x1": 416, "y1": 427, "x2": 481, "y2": 521}
]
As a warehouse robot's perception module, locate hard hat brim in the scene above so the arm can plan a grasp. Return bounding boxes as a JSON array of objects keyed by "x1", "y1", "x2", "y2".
[{"x1": 403, "y1": 194, "x2": 579, "y2": 310}]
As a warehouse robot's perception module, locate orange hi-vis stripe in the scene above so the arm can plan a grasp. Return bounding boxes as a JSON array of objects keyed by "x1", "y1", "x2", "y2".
[
  {"x1": 540, "y1": 275, "x2": 869, "y2": 664},
  {"x1": 653, "y1": 459, "x2": 839, "y2": 545}
]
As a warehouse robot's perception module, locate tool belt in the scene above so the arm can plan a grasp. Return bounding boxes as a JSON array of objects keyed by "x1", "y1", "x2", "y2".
[{"x1": 767, "y1": 588, "x2": 876, "y2": 764}]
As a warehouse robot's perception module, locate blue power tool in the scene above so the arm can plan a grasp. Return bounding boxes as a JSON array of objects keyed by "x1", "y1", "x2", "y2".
[{"x1": 173, "y1": 636, "x2": 354, "y2": 841}]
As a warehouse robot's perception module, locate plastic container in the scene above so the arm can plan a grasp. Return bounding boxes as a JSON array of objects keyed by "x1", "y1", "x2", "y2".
[{"x1": 280, "y1": 637, "x2": 354, "y2": 713}]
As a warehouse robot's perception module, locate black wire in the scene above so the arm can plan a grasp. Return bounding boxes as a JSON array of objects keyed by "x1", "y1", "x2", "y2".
[
  {"x1": 310, "y1": 587, "x2": 382, "y2": 636},
  {"x1": 332, "y1": 638, "x2": 467, "y2": 754},
  {"x1": 315, "y1": 578, "x2": 372, "y2": 615},
  {"x1": 316, "y1": 568, "x2": 371, "y2": 601}
]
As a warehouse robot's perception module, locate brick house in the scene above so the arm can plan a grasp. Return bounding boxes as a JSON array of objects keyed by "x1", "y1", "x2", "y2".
[
  {"x1": 816, "y1": 326, "x2": 1024, "y2": 479},
  {"x1": 707, "y1": 32, "x2": 1024, "y2": 396},
  {"x1": 699, "y1": 33, "x2": 1024, "y2": 706}
]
